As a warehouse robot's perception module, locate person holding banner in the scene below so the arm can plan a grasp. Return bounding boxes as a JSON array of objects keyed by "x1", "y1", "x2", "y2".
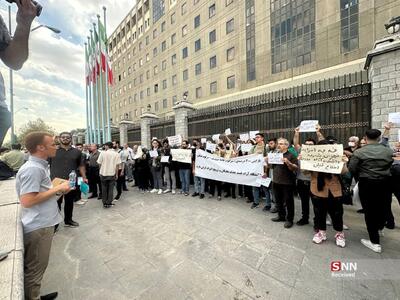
[
  {"x1": 191, "y1": 139, "x2": 205, "y2": 199},
  {"x1": 178, "y1": 140, "x2": 192, "y2": 196},
  {"x1": 303, "y1": 139, "x2": 349, "y2": 248},
  {"x1": 270, "y1": 138, "x2": 298, "y2": 228},
  {"x1": 149, "y1": 139, "x2": 163, "y2": 194},
  {"x1": 208, "y1": 143, "x2": 224, "y2": 200},
  {"x1": 161, "y1": 139, "x2": 177, "y2": 194}
]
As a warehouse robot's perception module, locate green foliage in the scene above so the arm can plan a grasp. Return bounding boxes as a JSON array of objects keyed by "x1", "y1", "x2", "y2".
[{"x1": 17, "y1": 118, "x2": 56, "y2": 145}]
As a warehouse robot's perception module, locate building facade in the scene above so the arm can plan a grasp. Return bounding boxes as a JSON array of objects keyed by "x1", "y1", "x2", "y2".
[{"x1": 108, "y1": 0, "x2": 400, "y2": 124}]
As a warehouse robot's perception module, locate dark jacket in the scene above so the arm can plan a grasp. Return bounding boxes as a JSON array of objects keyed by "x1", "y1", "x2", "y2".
[{"x1": 348, "y1": 143, "x2": 393, "y2": 180}]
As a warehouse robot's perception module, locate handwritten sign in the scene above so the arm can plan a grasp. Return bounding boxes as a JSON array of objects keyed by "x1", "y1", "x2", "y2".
[
  {"x1": 239, "y1": 133, "x2": 250, "y2": 142},
  {"x1": 212, "y1": 134, "x2": 220, "y2": 142},
  {"x1": 149, "y1": 150, "x2": 159, "y2": 158},
  {"x1": 256, "y1": 177, "x2": 272, "y2": 187},
  {"x1": 167, "y1": 135, "x2": 182, "y2": 147},
  {"x1": 249, "y1": 131, "x2": 259, "y2": 139},
  {"x1": 389, "y1": 112, "x2": 400, "y2": 124},
  {"x1": 171, "y1": 149, "x2": 192, "y2": 164},
  {"x1": 267, "y1": 153, "x2": 283, "y2": 164},
  {"x1": 240, "y1": 144, "x2": 253, "y2": 153},
  {"x1": 201, "y1": 138, "x2": 207, "y2": 144},
  {"x1": 161, "y1": 156, "x2": 170, "y2": 163},
  {"x1": 225, "y1": 128, "x2": 232, "y2": 135},
  {"x1": 299, "y1": 120, "x2": 319, "y2": 132},
  {"x1": 300, "y1": 144, "x2": 344, "y2": 174},
  {"x1": 206, "y1": 142, "x2": 217, "y2": 153},
  {"x1": 195, "y1": 149, "x2": 264, "y2": 187}
]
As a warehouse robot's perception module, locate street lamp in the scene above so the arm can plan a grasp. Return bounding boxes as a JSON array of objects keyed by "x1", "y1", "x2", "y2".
[{"x1": 8, "y1": 4, "x2": 61, "y2": 144}]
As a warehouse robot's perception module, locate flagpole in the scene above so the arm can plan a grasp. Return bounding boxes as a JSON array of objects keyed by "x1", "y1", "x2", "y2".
[
  {"x1": 84, "y1": 42, "x2": 90, "y2": 144},
  {"x1": 87, "y1": 36, "x2": 95, "y2": 144},
  {"x1": 103, "y1": 6, "x2": 111, "y2": 142},
  {"x1": 94, "y1": 20, "x2": 106, "y2": 144},
  {"x1": 90, "y1": 30, "x2": 100, "y2": 144}
]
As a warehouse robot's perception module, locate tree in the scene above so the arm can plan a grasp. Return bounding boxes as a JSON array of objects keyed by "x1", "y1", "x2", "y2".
[{"x1": 17, "y1": 118, "x2": 56, "y2": 145}]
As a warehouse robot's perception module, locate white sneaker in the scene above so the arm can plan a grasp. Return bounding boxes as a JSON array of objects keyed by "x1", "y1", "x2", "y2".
[
  {"x1": 335, "y1": 232, "x2": 346, "y2": 248},
  {"x1": 150, "y1": 189, "x2": 158, "y2": 193},
  {"x1": 157, "y1": 189, "x2": 163, "y2": 194},
  {"x1": 171, "y1": 189, "x2": 176, "y2": 194},
  {"x1": 343, "y1": 224, "x2": 349, "y2": 230},
  {"x1": 361, "y1": 239, "x2": 382, "y2": 253},
  {"x1": 163, "y1": 189, "x2": 171, "y2": 194},
  {"x1": 326, "y1": 219, "x2": 332, "y2": 226},
  {"x1": 75, "y1": 200, "x2": 86, "y2": 205},
  {"x1": 379, "y1": 230, "x2": 384, "y2": 237},
  {"x1": 312, "y1": 230, "x2": 327, "y2": 244}
]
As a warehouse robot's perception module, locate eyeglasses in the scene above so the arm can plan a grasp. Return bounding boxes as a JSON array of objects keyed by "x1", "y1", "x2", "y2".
[{"x1": 60, "y1": 136, "x2": 71, "y2": 139}]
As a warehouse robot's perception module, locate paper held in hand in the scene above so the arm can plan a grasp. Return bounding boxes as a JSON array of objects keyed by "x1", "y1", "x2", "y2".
[
  {"x1": 239, "y1": 133, "x2": 249, "y2": 142},
  {"x1": 171, "y1": 149, "x2": 192, "y2": 163},
  {"x1": 206, "y1": 142, "x2": 217, "y2": 152},
  {"x1": 225, "y1": 128, "x2": 232, "y2": 135},
  {"x1": 52, "y1": 178, "x2": 68, "y2": 187},
  {"x1": 240, "y1": 144, "x2": 253, "y2": 153},
  {"x1": 300, "y1": 144, "x2": 344, "y2": 174},
  {"x1": 201, "y1": 138, "x2": 207, "y2": 144},
  {"x1": 149, "y1": 150, "x2": 159, "y2": 158},
  {"x1": 249, "y1": 131, "x2": 259, "y2": 139},
  {"x1": 267, "y1": 152, "x2": 284, "y2": 164},
  {"x1": 167, "y1": 135, "x2": 182, "y2": 147},
  {"x1": 389, "y1": 112, "x2": 400, "y2": 124},
  {"x1": 256, "y1": 177, "x2": 272, "y2": 187},
  {"x1": 299, "y1": 120, "x2": 319, "y2": 132},
  {"x1": 161, "y1": 156, "x2": 170, "y2": 163},
  {"x1": 212, "y1": 134, "x2": 220, "y2": 142}
]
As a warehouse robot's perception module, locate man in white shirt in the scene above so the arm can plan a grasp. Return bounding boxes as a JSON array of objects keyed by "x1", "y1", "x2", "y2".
[{"x1": 97, "y1": 142, "x2": 121, "y2": 208}]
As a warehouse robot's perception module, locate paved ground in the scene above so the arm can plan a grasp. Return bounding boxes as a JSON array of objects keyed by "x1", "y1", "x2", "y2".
[{"x1": 42, "y1": 187, "x2": 400, "y2": 300}]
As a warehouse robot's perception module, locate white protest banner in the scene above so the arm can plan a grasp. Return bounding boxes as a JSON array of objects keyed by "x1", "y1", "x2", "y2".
[
  {"x1": 171, "y1": 149, "x2": 192, "y2": 163},
  {"x1": 206, "y1": 142, "x2": 217, "y2": 152},
  {"x1": 256, "y1": 177, "x2": 272, "y2": 187},
  {"x1": 249, "y1": 131, "x2": 259, "y2": 139},
  {"x1": 225, "y1": 128, "x2": 232, "y2": 135},
  {"x1": 201, "y1": 138, "x2": 207, "y2": 144},
  {"x1": 212, "y1": 134, "x2": 220, "y2": 142},
  {"x1": 149, "y1": 150, "x2": 158, "y2": 158},
  {"x1": 239, "y1": 133, "x2": 250, "y2": 142},
  {"x1": 195, "y1": 149, "x2": 264, "y2": 187},
  {"x1": 161, "y1": 156, "x2": 170, "y2": 163},
  {"x1": 240, "y1": 144, "x2": 253, "y2": 153},
  {"x1": 299, "y1": 120, "x2": 319, "y2": 132},
  {"x1": 389, "y1": 112, "x2": 400, "y2": 124},
  {"x1": 300, "y1": 144, "x2": 344, "y2": 174},
  {"x1": 167, "y1": 135, "x2": 182, "y2": 147},
  {"x1": 267, "y1": 152, "x2": 283, "y2": 164}
]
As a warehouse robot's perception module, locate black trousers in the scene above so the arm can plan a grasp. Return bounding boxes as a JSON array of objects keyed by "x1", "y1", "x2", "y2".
[
  {"x1": 273, "y1": 183, "x2": 295, "y2": 222},
  {"x1": 116, "y1": 169, "x2": 125, "y2": 197},
  {"x1": 88, "y1": 166, "x2": 102, "y2": 196},
  {"x1": 224, "y1": 183, "x2": 236, "y2": 197},
  {"x1": 209, "y1": 180, "x2": 222, "y2": 197},
  {"x1": 312, "y1": 193, "x2": 343, "y2": 232},
  {"x1": 297, "y1": 179, "x2": 311, "y2": 220},
  {"x1": 57, "y1": 188, "x2": 79, "y2": 222},
  {"x1": 0, "y1": 161, "x2": 14, "y2": 180},
  {"x1": 359, "y1": 177, "x2": 391, "y2": 244},
  {"x1": 101, "y1": 175, "x2": 115, "y2": 205}
]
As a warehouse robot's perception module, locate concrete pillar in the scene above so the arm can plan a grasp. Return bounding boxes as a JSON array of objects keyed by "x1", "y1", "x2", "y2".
[
  {"x1": 119, "y1": 120, "x2": 134, "y2": 145},
  {"x1": 72, "y1": 134, "x2": 78, "y2": 145},
  {"x1": 77, "y1": 133, "x2": 85, "y2": 144},
  {"x1": 140, "y1": 112, "x2": 159, "y2": 148},
  {"x1": 173, "y1": 99, "x2": 195, "y2": 140},
  {"x1": 365, "y1": 18, "x2": 400, "y2": 143}
]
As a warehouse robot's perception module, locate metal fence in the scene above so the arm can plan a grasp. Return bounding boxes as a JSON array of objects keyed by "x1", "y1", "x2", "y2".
[
  {"x1": 150, "y1": 118, "x2": 175, "y2": 141},
  {"x1": 188, "y1": 71, "x2": 370, "y2": 144}
]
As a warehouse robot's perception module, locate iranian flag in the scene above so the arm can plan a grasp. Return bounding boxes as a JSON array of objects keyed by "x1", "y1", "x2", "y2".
[
  {"x1": 85, "y1": 44, "x2": 90, "y2": 85},
  {"x1": 98, "y1": 20, "x2": 114, "y2": 85},
  {"x1": 89, "y1": 34, "x2": 98, "y2": 83}
]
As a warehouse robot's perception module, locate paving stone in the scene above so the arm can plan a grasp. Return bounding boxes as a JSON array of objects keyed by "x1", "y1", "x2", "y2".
[
  {"x1": 269, "y1": 241, "x2": 306, "y2": 267},
  {"x1": 259, "y1": 254, "x2": 300, "y2": 287},
  {"x1": 231, "y1": 243, "x2": 264, "y2": 269}
]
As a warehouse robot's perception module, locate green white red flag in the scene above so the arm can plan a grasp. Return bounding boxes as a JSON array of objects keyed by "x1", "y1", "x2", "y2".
[{"x1": 98, "y1": 20, "x2": 114, "y2": 85}]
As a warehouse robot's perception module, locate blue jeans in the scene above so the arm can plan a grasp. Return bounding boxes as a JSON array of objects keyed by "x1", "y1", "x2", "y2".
[
  {"x1": 179, "y1": 169, "x2": 191, "y2": 193},
  {"x1": 194, "y1": 176, "x2": 205, "y2": 194},
  {"x1": 0, "y1": 106, "x2": 11, "y2": 147},
  {"x1": 252, "y1": 186, "x2": 272, "y2": 206}
]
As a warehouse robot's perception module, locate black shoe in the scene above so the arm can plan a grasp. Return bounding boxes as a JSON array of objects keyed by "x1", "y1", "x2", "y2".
[
  {"x1": 296, "y1": 219, "x2": 309, "y2": 226},
  {"x1": 217, "y1": 196, "x2": 222, "y2": 201},
  {"x1": 232, "y1": 195, "x2": 236, "y2": 199},
  {"x1": 251, "y1": 203, "x2": 259, "y2": 209},
  {"x1": 262, "y1": 205, "x2": 271, "y2": 212},
  {"x1": 246, "y1": 199, "x2": 253, "y2": 203},
  {"x1": 64, "y1": 220, "x2": 79, "y2": 227},
  {"x1": 88, "y1": 194, "x2": 98, "y2": 199},
  {"x1": 271, "y1": 216, "x2": 285, "y2": 222},
  {"x1": 270, "y1": 207, "x2": 278, "y2": 213},
  {"x1": 103, "y1": 204, "x2": 111, "y2": 208},
  {"x1": 123, "y1": 188, "x2": 129, "y2": 191},
  {"x1": 356, "y1": 209, "x2": 364, "y2": 214},
  {"x1": 284, "y1": 221, "x2": 293, "y2": 228},
  {"x1": 199, "y1": 194, "x2": 205, "y2": 199},
  {"x1": 41, "y1": 292, "x2": 58, "y2": 300},
  {"x1": 385, "y1": 222, "x2": 395, "y2": 230},
  {"x1": 192, "y1": 192, "x2": 199, "y2": 197},
  {"x1": 114, "y1": 194, "x2": 120, "y2": 200},
  {"x1": 224, "y1": 194, "x2": 231, "y2": 198},
  {"x1": 97, "y1": 195, "x2": 102, "y2": 200}
]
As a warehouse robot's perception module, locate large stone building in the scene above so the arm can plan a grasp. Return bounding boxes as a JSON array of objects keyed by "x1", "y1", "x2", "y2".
[{"x1": 108, "y1": 0, "x2": 400, "y2": 124}]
